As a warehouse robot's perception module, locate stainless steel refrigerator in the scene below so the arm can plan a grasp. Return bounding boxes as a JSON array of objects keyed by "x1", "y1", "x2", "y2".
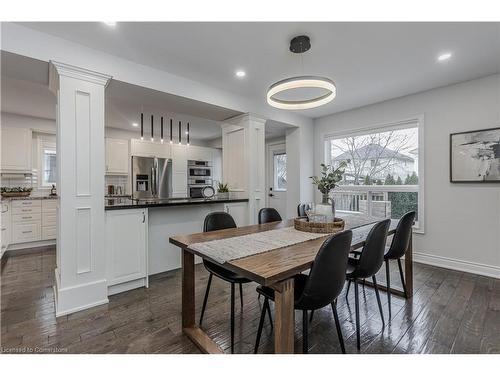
[{"x1": 132, "y1": 156, "x2": 172, "y2": 200}]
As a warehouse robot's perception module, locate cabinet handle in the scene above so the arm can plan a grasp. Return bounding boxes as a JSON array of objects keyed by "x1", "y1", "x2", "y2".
[
  {"x1": 22, "y1": 216, "x2": 32, "y2": 219},
  {"x1": 1, "y1": 228, "x2": 6, "y2": 231},
  {"x1": 142, "y1": 212, "x2": 145, "y2": 223},
  {"x1": 22, "y1": 230, "x2": 33, "y2": 234}
]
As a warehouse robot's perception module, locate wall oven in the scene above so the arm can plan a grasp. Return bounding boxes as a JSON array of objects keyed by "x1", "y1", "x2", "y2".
[
  {"x1": 188, "y1": 177, "x2": 213, "y2": 198},
  {"x1": 188, "y1": 160, "x2": 212, "y2": 178}
]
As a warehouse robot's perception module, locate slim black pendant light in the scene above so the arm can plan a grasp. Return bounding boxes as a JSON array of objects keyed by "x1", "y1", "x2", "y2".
[
  {"x1": 140, "y1": 113, "x2": 144, "y2": 140},
  {"x1": 187, "y1": 122, "x2": 190, "y2": 146},
  {"x1": 178, "y1": 121, "x2": 182, "y2": 145},
  {"x1": 169, "y1": 119, "x2": 173, "y2": 144},
  {"x1": 160, "y1": 116, "x2": 164, "y2": 143},
  {"x1": 150, "y1": 115, "x2": 154, "y2": 141}
]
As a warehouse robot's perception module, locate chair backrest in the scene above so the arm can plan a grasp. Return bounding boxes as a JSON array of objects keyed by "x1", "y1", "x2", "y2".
[
  {"x1": 203, "y1": 211, "x2": 237, "y2": 232},
  {"x1": 295, "y1": 230, "x2": 353, "y2": 310},
  {"x1": 385, "y1": 211, "x2": 416, "y2": 259},
  {"x1": 297, "y1": 203, "x2": 311, "y2": 217},
  {"x1": 258, "y1": 207, "x2": 282, "y2": 224},
  {"x1": 354, "y1": 219, "x2": 391, "y2": 279}
]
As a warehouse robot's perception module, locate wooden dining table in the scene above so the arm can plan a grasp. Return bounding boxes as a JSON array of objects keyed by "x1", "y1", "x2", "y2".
[{"x1": 169, "y1": 213, "x2": 413, "y2": 354}]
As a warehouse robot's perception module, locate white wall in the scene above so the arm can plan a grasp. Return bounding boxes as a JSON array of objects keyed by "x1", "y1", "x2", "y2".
[{"x1": 314, "y1": 74, "x2": 500, "y2": 278}]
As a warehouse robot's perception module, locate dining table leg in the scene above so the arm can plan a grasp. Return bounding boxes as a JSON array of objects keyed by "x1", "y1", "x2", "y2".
[
  {"x1": 182, "y1": 249, "x2": 224, "y2": 354},
  {"x1": 273, "y1": 278, "x2": 295, "y2": 354}
]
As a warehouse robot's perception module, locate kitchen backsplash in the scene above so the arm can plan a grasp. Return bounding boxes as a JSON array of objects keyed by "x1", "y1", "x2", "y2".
[{"x1": 105, "y1": 175, "x2": 129, "y2": 196}]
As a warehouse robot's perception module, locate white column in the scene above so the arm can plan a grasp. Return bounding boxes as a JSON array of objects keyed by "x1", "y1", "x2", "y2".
[
  {"x1": 222, "y1": 113, "x2": 266, "y2": 224},
  {"x1": 49, "y1": 61, "x2": 112, "y2": 316}
]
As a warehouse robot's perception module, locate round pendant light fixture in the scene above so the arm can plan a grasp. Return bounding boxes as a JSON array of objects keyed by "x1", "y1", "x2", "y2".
[{"x1": 267, "y1": 35, "x2": 336, "y2": 110}]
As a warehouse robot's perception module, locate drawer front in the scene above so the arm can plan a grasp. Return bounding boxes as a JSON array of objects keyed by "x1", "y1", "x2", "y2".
[
  {"x1": 42, "y1": 200, "x2": 58, "y2": 212},
  {"x1": 12, "y1": 222, "x2": 41, "y2": 243},
  {"x1": 42, "y1": 213, "x2": 57, "y2": 227},
  {"x1": 12, "y1": 200, "x2": 42, "y2": 210},
  {"x1": 12, "y1": 213, "x2": 42, "y2": 223},
  {"x1": 12, "y1": 205, "x2": 41, "y2": 215},
  {"x1": 42, "y1": 226, "x2": 57, "y2": 240}
]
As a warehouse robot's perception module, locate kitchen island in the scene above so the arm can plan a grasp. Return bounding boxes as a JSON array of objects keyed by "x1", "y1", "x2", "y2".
[{"x1": 104, "y1": 196, "x2": 249, "y2": 295}]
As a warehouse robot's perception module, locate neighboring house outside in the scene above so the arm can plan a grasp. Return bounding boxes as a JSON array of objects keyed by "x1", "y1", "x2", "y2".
[{"x1": 333, "y1": 143, "x2": 415, "y2": 184}]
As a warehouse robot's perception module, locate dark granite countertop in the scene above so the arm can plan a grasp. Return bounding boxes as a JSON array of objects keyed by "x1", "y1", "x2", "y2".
[{"x1": 105, "y1": 197, "x2": 249, "y2": 210}]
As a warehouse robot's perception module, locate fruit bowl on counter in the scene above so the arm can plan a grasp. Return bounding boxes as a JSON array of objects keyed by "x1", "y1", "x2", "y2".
[{"x1": 1, "y1": 187, "x2": 33, "y2": 198}]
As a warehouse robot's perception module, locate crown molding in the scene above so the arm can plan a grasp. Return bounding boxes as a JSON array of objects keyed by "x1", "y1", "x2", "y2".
[{"x1": 49, "y1": 61, "x2": 112, "y2": 92}]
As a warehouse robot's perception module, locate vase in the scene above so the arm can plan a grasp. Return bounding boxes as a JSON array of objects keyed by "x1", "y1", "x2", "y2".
[{"x1": 317, "y1": 193, "x2": 336, "y2": 222}]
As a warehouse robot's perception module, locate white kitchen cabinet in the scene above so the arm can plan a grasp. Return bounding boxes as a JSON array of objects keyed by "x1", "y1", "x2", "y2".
[
  {"x1": 171, "y1": 144, "x2": 188, "y2": 197},
  {"x1": 130, "y1": 139, "x2": 171, "y2": 159},
  {"x1": 105, "y1": 208, "x2": 148, "y2": 293},
  {"x1": 1, "y1": 127, "x2": 32, "y2": 172},
  {"x1": 222, "y1": 126, "x2": 246, "y2": 192},
  {"x1": 105, "y1": 138, "x2": 129, "y2": 175},
  {"x1": 11, "y1": 199, "x2": 42, "y2": 243},
  {"x1": 187, "y1": 145, "x2": 213, "y2": 162},
  {"x1": 1, "y1": 201, "x2": 11, "y2": 257},
  {"x1": 224, "y1": 202, "x2": 248, "y2": 227},
  {"x1": 212, "y1": 148, "x2": 222, "y2": 185},
  {"x1": 41, "y1": 200, "x2": 57, "y2": 240}
]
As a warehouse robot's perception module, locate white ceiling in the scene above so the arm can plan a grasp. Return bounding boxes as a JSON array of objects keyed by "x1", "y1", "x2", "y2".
[
  {"x1": 17, "y1": 22, "x2": 500, "y2": 118},
  {"x1": 1, "y1": 52, "x2": 288, "y2": 141},
  {"x1": 1, "y1": 52, "x2": 245, "y2": 141}
]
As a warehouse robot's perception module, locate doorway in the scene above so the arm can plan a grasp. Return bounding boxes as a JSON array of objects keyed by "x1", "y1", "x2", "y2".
[{"x1": 266, "y1": 142, "x2": 287, "y2": 218}]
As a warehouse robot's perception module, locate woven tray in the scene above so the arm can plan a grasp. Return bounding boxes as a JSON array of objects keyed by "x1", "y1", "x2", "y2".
[
  {"x1": 294, "y1": 217, "x2": 345, "y2": 234},
  {"x1": 1, "y1": 192, "x2": 31, "y2": 198}
]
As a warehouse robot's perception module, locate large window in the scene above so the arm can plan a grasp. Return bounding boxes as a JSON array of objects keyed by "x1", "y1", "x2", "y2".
[{"x1": 325, "y1": 120, "x2": 423, "y2": 230}]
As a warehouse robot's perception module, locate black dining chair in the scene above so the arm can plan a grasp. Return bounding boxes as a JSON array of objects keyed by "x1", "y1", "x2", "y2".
[
  {"x1": 199, "y1": 211, "x2": 252, "y2": 354},
  {"x1": 297, "y1": 203, "x2": 311, "y2": 218},
  {"x1": 258, "y1": 207, "x2": 282, "y2": 224},
  {"x1": 383, "y1": 211, "x2": 415, "y2": 316},
  {"x1": 254, "y1": 230, "x2": 353, "y2": 354},
  {"x1": 345, "y1": 219, "x2": 390, "y2": 350}
]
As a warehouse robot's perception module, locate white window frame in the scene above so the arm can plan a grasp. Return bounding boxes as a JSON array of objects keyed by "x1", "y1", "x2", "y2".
[{"x1": 323, "y1": 115, "x2": 425, "y2": 233}]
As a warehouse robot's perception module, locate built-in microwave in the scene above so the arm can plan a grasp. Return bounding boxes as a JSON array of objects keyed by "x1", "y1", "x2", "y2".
[{"x1": 188, "y1": 160, "x2": 212, "y2": 178}]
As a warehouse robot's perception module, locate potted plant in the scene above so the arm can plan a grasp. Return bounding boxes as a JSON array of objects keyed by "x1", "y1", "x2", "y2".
[
  {"x1": 217, "y1": 182, "x2": 230, "y2": 200},
  {"x1": 310, "y1": 161, "x2": 347, "y2": 220}
]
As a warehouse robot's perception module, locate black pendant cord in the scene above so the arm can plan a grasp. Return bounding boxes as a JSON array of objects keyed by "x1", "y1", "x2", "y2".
[
  {"x1": 150, "y1": 115, "x2": 154, "y2": 141},
  {"x1": 140, "y1": 113, "x2": 144, "y2": 140},
  {"x1": 161, "y1": 117, "x2": 164, "y2": 142},
  {"x1": 170, "y1": 119, "x2": 173, "y2": 144},
  {"x1": 178, "y1": 121, "x2": 181, "y2": 144},
  {"x1": 187, "y1": 122, "x2": 190, "y2": 145}
]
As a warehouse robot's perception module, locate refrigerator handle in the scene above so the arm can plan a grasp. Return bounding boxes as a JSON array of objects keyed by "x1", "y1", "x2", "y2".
[
  {"x1": 151, "y1": 166, "x2": 156, "y2": 197},
  {"x1": 155, "y1": 161, "x2": 160, "y2": 199}
]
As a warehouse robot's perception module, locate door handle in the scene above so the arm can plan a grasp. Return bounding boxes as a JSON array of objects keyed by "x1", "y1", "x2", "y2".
[{"x1": 269, "y1": 193, "x2": 274, "y2": 197}]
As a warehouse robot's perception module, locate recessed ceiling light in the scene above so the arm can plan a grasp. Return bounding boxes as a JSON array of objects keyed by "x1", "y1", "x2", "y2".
[
  {"x1": 103, "y1": 22, "x2": 117, "y2": 27},
  {"x1": 132, "y1": 122, "x2": 139, "y2": 127},
  {"x1": 437, "y1": 52, "x2": 452, "y2": 62},
  {"x1": 235, "y1": 70, "x2": 246, "y2": 78},
  {"x1": 185, "y1": 131, "x2": 189, "y2": 135}
]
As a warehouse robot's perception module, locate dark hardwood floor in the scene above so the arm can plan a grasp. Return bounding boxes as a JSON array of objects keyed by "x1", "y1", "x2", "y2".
[{"x1": 1, "y1": 246, "x2": 499, "y2": 354}]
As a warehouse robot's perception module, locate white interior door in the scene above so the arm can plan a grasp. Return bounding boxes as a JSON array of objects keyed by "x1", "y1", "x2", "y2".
[{"x1": 266, "y1": 142, "x2": 287, "y2": 219}]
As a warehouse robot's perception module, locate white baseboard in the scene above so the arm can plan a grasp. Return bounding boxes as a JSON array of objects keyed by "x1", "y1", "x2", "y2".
[
  {"x1": 108, "y1": 277, "x2": 147, "y2": 296},
  {"x1": 54, "y1": 268, "x2": 109, "y2": 317},
  {"x1": 414, "y1": 251, "x2": 500, "y2": 279},
  {"x1": 7, "y1": 239, "x2": 56, "y2": 251}
]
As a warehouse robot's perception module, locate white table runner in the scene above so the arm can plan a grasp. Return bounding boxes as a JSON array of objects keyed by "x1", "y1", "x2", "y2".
[{"x1": 189, "y1": 226, "x2": 330, "y2": 264}]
